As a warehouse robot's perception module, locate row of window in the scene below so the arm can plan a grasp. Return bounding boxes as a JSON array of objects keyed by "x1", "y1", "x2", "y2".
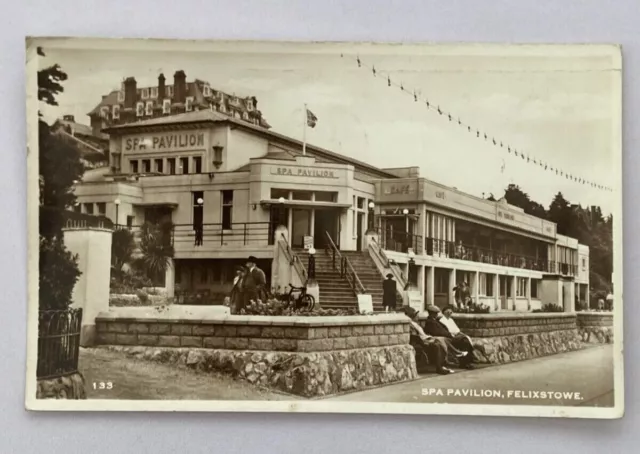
[
  {"x1": 269, "y1": 189, "x2": 338, "y2": 202},
  {"x1": 74, "y1": 202, "x2": 106, "y2": 216},
  {"x1": 433, "y1": 271, "x2": 540, "y2": 299},
  {"x1": 192, "y1": 190, "x2": 234, "y2": 229},
  {"x1": 129, "y1": 156, "x2": 203, "y2": 175}
]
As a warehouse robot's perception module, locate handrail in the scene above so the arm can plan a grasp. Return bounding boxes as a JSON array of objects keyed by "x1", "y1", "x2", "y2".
[
  {"x1": 278, "y1": 233, "x2": 308, "y2": 284},
  {"x1": 324, "y1": 231, "x2": 366, "y2": 295},
  {"x1": 368, "y1": 237, "x2": 407, "y2": 289}
]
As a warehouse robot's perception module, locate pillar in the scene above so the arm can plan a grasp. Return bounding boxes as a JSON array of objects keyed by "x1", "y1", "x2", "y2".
[
  {"x1": 310, "y1": 209, "x2": 316, "y2": 239},
  {"x1": 417, "y1": 265, "x2": 426, "y2": 310},
  {"x1": 426, "y1": 266, "x2": 435, "y2": 308},
  {"x1": 165, "y1": 258, "x2": 175, "y2": 298},
  {"x1": 472, "y1": 271, "x2": 480, "y2": 304},
  {"x1": 564, "y1": 280, "x2": 576, "y2": 313},
  {"x1": 510, "y1": 276, "x2": 517, "y2": 311},
  {"x1": 449, "y1": 268, "x2": 457, "y2": 306},
  {"x1": 63, "y1": 223, "x2": 113, "y2": 347},
  {"x1": 526, "y1": 276, "x2": 532, "y2": 311},
  {"x1": 493, "y1": 273, "x2": 499, "y2": 311}
]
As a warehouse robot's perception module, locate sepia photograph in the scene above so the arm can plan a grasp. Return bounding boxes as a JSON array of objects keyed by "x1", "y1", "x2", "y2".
[{"x1": 25, "y1": 38, "x2": 623, "y2": 418}]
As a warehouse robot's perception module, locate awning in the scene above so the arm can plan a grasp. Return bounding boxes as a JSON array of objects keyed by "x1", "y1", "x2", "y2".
[{"x1": 260, "y1": 199, "x2": 351, "y2": 209}]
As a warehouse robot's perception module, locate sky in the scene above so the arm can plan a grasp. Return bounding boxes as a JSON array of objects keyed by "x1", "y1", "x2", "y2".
[{"x1": 38, "y1": 40, "x2": 620, "y2": 214}]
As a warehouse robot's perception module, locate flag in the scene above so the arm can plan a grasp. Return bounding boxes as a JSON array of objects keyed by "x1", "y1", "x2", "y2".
[{"x1": 306, "y1": 108, "x2": 318, "y2": 128}]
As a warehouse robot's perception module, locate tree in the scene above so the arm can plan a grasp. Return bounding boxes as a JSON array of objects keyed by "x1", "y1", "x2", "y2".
[
  {"x1": 111, "y1": 228, "x2": 136, "y2": 276},
  {"x1": 503, "y1": 184, "x2": 547, "y2": 219},
  {"x1": 38, "y1": 47, "x2": 82, "y2": 310},
  {"x1": 135, "y1": 221, "x2": 175, "y2": 285},
  {"x1": 547, "y1": 192, "x2": 572, "y2": 235}
]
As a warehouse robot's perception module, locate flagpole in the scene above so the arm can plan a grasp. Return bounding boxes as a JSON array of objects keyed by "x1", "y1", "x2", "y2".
[{"x1": 302, "y1": 103, "x2": 307, "y2": 155}]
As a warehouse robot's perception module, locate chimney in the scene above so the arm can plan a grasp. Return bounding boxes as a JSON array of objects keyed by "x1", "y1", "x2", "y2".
[
  {"x1": 124, "y1": 77, "x2": 137, "y2": 109},
  {"x1": 158, "y1": 73, "x2": 166, "y2": 101},
  {"x1": 173, "y1": 70, "x2": 187, "y2": 103}
]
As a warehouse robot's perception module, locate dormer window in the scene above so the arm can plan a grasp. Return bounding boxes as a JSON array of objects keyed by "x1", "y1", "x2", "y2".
[
  {"x1": 162, "y1": 99, "x2": 171, "y2": 114},
  {"x1": 100, "y1": 106, "x2": 110, "y2": 119},
  {"x1": 246, "y1": 98, "x2": 254, "y2": 111},
  {"x1": 234, "y1": 111, "x2": 240, "y2": 119},
  {"x1": 112, "y1": 105, "x2": 120, "y2": 120},
  {"x1": 141, "y1": 88, "x2": 149, "y2": 99},
  {"x1": 166, "y1": 86, "x2": 174, "y2": 97},
  {"x1": 242, "y1": 111, "x2": 249, "y2": 121},
  {"x1": 203, "y1": 85, "x2": 211, "y2": 97},
  {"x1": 218, "y1": 92, "x2": 225, "y2": 102},
  {"x1": 219, "y1": 104, "x2": 226, "y2": 113},
  {"x1": 117, "y1": 90, "x2": 124, "y2": 103},
  {"x1": 145, "y1": 101, "x2": 153, "y2": 116},
  {"x1": 150, "y1": 87, "x2": 158, "y2": 98},
  {"x1": 136, "y1": 102, "x2": 144, "y2": 117},
  {"x1": 185, "y1": 96, "x2": 194, "y2": 112}
]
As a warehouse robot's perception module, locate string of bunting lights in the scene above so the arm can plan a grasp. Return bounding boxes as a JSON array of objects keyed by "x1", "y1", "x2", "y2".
[{"x1": 341, "y1": 53, "x2": 613, "y2": 192}]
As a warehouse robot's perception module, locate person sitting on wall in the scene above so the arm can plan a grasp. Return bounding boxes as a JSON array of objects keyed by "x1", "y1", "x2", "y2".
[
  {"x1": 423, "y1": 305, "x2": 475, "y2": 369},
  {"x1": 402, "y1": 307, "x2": 455, "y2": 375},
  {"x1": 382, "y1": 273, "x2": 397, "y2": 312},
  {"x1": 243, "y1": 256, "x2": 267, "y2": 307},
  {"x1": 440, "y1": 305, "x2": 476, "y2": 368},
  {"x1": 229, "y1": 265, "x2": 246, "y2": 314}
]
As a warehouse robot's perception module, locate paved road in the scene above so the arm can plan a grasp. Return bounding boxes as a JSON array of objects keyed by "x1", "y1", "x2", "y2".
[{"x1": 327, "y1": 345, "x2": 614, "y2": 407}]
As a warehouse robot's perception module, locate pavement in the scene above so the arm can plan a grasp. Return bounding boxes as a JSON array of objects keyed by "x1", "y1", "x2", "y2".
[{"x1": 326, "y1": 344, "x2": 614, "y2": 407}]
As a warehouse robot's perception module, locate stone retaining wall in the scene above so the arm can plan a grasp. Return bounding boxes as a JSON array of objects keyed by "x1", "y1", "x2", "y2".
[
  {"x1": 576, "y1": 312, "x2": 614, "y2": 344},
  {"x1": 36, "y1": 372, "x2": 87, "y2": 399},
  {"x1": 95, "y1": 314, "x2": 410, "y2": 352},
  {"x1": 101, "y1": 344, "x2": 417, "y2": 398},
  {"x1": 418, "y1": 313, "x2": 583, "y2": 365}
]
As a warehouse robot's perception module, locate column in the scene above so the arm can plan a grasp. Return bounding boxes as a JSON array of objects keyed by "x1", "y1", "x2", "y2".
[
  {"x1": 310, "y1": 209, "x2": 315, "y2": 238},
  {"x1": 417, "y1": 265, "x2": 426, "y2": 309},
  {"x1": 165, "y1": 258, "x2": 175, "y2": 298},
  {"x1": 449, "y1": 268, "x2": 457, "y2": 306},
  {"x1": 472, "y1": 271, "x2": 480, "y2": 304},
  {"x1": 510, "y1": 276, "x2": 517, "y2": 311},
  {"x1": 526, "y1": 276, "x2": 532, "y2": 311},
  {"x1": 426, "y1": 266, "x2": 435, "y2": 308},
  {"x1": 493, "y1": 273, "x2": 499, "y2": 311}
]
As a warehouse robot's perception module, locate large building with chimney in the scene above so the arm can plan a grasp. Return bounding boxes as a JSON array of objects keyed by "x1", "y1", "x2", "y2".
[
  {"x1": 71, "y1": 100, "x2": 590, "y2": 314},
  {"x1": 87, "y1": 70, "x2": 271, "y2": 138}
]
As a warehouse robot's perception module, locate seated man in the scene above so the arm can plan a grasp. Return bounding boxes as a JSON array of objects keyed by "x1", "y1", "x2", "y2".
[
  {"x1": 423, "y1": 305, "x2": 475, "y2": 369},
  {"x1": 402, "y1": 307, "x2": 455, "y2": 375}
]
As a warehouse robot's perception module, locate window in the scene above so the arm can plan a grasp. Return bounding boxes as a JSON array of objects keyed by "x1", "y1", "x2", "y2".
[
  {"x1": 246, "y1": 98, "x2": 254, "y2": 111},
  {"x1": 126, "y1": 216, "x2": 134, "y2": 229},
  {"x1": 315, "y1": 191, "x2": 337, "y2": 202},
  {"x1": 162, "y1": 99, "x2": 171, "y2": 114},
  {"x1": 180, "y1": 157, "x2": 189, "y2": 174},
  {"x1": 485, "y1": 274, "x2": 494, "y2": 297},
  {"x1": 582, "y1": 258, "x2": 586, "y2": 270},
  {"x1": 434, "y1": 269, "x2": 449, "y2": 294},
  {"x1": 145, "y1": 101, "x2": 153, "y2": 116},
  {"x1": 193, "y1": 156, "x2": 202, "y2": 174},
  {"x1": 167, "y1": 158, "x2": 176, "y2": 175},
  {"x1": 242, "y1": 112, "x2": 249, "y2": 120},
  {"x1": 192, "y1": 191, "x2": 204, "y2": 228},
  {"x1": 141, "y1": 88, "x2": 149, "y2": 99},
  {"x1": 203, "y1": 85, "x2": 211, "y2": 97},
  {"x1": 130, "y1": 160, "x2": 139, "y2": 173},
  {"x1": 185, "y1": 96, "x2": 194, "y2": 112},
  {"x1": 136, "y1": 102, "x2": 144, "y2": 117},
  {"x1": 219, "y1": 104, "x2": 227, "y2": 113},
  {"x1": 112, "y1": 105, "x2": 120, "y2": 120},
  {"x1": 84, "y1": 203, "x2": 94, "y2": 215},
  {"x1": 516, "y1": 277, "x2": 527, "y2": 297},
  {"x1": 166, "y1": 86, "x2": 173, "y2": 97},
  {"x1": 117, "y1": 91, "x2": 124, "y2": 103},
  {"x1": 154, "y1": 159, "x2": 163, "y2": 173},
  {"x1": 112, "y1": 154, "x2": 121, "y2": 172},
  {"x1": 150, "y1": 87, "x2": 158, "y2": 98},
  {"x1": 292, "y1": 191, "x2": 312, "y2": 201},
  {"x1": 531, "y1": 279, "x2": 540, "y2": 299},
  {"x1": 100, "y1": 106, "x2": 109, "y2": 119},
  {"x1": 97, "y1": 202, "x2": 106, "y2": 216},
  {"x1": 142, "y1": 159, "x2": 151, "y2": 173},
  {"x1": 222, "y1": 190, "x2": 233, "y2": 230},
  {"x1": 270, "y1": 188, "x2": 289, "y2": 200},
  {"x1": 213, "y1": 146, "x2": 223, "y2": 165},
  {"x1": 73, "y1": 203, "x2": 81, "y2": 213}
]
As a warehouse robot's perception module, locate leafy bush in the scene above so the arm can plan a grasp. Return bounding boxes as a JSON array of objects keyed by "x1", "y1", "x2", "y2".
[
  {"x1": 110, "y1": 272, "x2": 154, "y2": 294},
  {"x1": 453, "y1": 302, "x2": 491, "y2": 314},
  {"x1": 136, "y1": 289, "x2": 150, "y2": 305},
  {"x1": 240, "y1": 299, "x2": 361, "y2": 317},
  {"x1": 532, "y1": 303, "x2": 564, "y2": 313},
  {"x1": 39, "y1": 237, "x2": 81, "y2": 310}
]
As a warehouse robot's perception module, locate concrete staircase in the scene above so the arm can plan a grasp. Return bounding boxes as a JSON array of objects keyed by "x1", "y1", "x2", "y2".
[{"x1": 297, "y1": 249, "x2": 387, "y2": 312}]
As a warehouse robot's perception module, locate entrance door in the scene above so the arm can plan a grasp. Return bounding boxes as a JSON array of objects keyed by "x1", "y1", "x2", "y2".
[
  {"x1": 314, "y1": 209, "x2": 340, "y2": 249},
  {"x1": 291, "y1": 209, "x2": 311, "y2": 249},
  {"x1": 356, "y1": 212, "x2": 364, "y2": 252}
]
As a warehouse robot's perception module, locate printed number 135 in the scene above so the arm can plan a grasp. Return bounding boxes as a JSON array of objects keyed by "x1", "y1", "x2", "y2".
[{"x1": 92, "y1": 381, "x2": 113, "y2": 390}]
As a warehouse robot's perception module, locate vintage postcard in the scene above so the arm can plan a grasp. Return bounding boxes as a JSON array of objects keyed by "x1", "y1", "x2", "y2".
[{"x1": 25, "y1": 38, "x2": 623, "y2": 418}]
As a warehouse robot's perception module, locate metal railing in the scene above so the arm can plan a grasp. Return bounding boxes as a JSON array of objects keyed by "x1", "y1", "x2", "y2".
[
  {"x1": 278, "y1": 233, "x2": 308, "y2": 284},
  {"x1": 377, "y1": 228, "x2": 423, "y2": 254},
  {"x1": 368, "y1": 236, "x2": 407, "y2": 289},
  {"x1": 324, "y1": 231, "x2": 366, "y2": 295},
  {"x1": 37, "y1": 309, "x2": 83, "y2": 380}
]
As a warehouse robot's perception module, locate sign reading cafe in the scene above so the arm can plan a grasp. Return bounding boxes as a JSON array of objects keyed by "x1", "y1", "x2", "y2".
[{"x1": 124, "y1": 132, "x2": 205, "y2": 152}]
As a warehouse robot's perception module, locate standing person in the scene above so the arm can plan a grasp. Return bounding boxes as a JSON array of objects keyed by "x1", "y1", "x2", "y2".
[
  {"x1": 229, "y1": 265, "x2": 245, "y2": 314},
  {"x1": 382, "y1": 273, "x2": 397, "y2": 312},
  {"x1": 243, "y1": 256, "x2": 266, "y2": 307}
]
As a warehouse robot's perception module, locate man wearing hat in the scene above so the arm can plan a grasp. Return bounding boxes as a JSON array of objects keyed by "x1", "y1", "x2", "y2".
[
  {"x1": 423, "y1": 305, "x2": 474, "y2": 369},
  {"x1": 402, "y1": 307, "x2": 455, "y2": 375},
  {"x1": 243, "y1": 256, "x2": 267, "y2": 307},
  {"x1": 382, "y1": 273, "x2": 397, "y2": 312}
]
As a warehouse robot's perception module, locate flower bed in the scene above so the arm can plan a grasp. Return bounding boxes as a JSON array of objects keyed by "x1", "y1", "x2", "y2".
[{"x1": 238, "y1": 299, "x2": 361, "y2": 317}]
